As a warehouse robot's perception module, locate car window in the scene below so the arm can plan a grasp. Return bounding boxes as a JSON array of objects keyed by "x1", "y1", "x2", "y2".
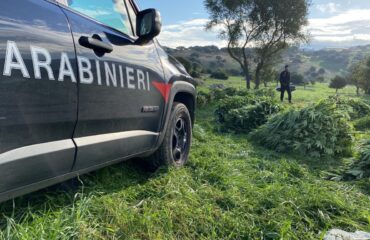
[{"x1": 65, "y1": 0, "x2": 133, "y2": 36}]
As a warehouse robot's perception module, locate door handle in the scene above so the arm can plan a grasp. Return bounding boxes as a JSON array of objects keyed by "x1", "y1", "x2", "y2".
[{"x1": 79, "y1": 36, "x2": 113, "y2": 53}]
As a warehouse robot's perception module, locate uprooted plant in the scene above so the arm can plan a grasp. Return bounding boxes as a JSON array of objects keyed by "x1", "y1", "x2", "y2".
[{"x1": 250, "y1": 98, "x2": 354, "y2": 158}]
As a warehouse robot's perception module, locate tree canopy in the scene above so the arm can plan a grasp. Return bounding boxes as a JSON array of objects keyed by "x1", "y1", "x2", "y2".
[
  {"x1": 329, "y1": 76, "x2": 347, "y2": 93},
  {"x1": 204, "y1": 0, "x2": 310, "y2": 89}
]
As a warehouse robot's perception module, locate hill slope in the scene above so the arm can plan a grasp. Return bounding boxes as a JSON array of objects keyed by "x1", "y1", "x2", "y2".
[{"x1": 166, "y1": 45, "x2": 370, "y2": 82}]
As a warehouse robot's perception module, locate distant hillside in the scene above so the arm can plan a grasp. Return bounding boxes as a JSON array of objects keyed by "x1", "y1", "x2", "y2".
[{"x1": 165, "y1": 45, "x2": 370, "y2": 82}]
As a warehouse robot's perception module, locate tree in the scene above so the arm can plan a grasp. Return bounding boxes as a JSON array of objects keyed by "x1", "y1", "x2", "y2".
[
  {"x1": 349, "y1": 56, "x2": 370, "y2": 95},
  {"x1": 260, "y1": 67, "x2": 277, "y2": 87},
  {"x1": 316, "y1": 76, "x2": 325, "y2": 83},
  {"x1": 253, "y1": 0, "x2": 309, "y2": 88},
  {"x1": 318, "y1": 68, "x2": 326, "y2": 75},
  {"x1": 205, "y1": 0, "x2": 257, "y2": 89},
  {"x1": 291, "y1": 72, "x2": 304, "y2": 85},
  {"x1": 205, "y1": 0, "x2": 309, "y2": 89},
  {"x1": 329, "y1": 76, "x2": 347, "y2": 93},
  {"x1": 348, "y1": 63, "x2": 363, "y2": 96}
]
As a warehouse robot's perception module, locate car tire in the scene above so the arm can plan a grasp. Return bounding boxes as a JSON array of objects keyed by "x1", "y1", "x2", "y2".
[{"x1": 144, "y1": 102, "x2": 192, "y2": 171}]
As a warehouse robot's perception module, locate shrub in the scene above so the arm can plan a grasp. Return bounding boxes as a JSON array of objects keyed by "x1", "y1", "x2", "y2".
[
  {"x1": 344, "y1": 140, "x2": 370, "y2": 179},
  {"x1": 227, "y1": 68, "x2": 242, "y2": 76},
  {"x1": 197, "y1": 91, "x2": 211, "y2": 107},
  {"x1": 356, "y1": 140, "x2": 370, "y2": 177},
  {"x1": 211, "y1": 70, "x2": 229, "y2": 80},
  {"x1": 250, "y1": 98, "x2": 354, "y2": 158},
  {"x1": 254, "y1": 88, "x2": 277, "y2": 99},
  {"x1": 346, "y1": 99, "x2": 370, "y2": 119},
  {"x1": 210, "y1": 87, "x2": 276, "y2": 102},
  {"x1": 210, "y1": 88, "x2": 227, "y2": 101},
  {"x1": 215, "y1": 96, "x2": 250, "y2": 123},
  {"x1": 223, "y1": 87, "x2": 238, "y2": 96},
  {"x1": 215, "y1": 95, "x2": 280, "y2": 133},
  {"x1": 354, "y1": 116, "x2": 370, "y2": 131},
  {"x1": 190, "y1": 70, "x2": 202, "y2": 78},
  {"x1": 329, "y1": 96, "x2": 370, "y2": 120},
  {"x1": 210, "y1": 87, "x2": 238, "y2": 101}
]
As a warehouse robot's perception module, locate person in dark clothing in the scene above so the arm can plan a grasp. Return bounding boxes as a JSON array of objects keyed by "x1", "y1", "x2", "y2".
[{"x1": 280, "y1": 65, "x2": 292, "y2": 103}]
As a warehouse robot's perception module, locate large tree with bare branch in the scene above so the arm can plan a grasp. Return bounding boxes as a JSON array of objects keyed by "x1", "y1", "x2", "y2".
[
  {"x1": 252, "y1": 0, "x2": 309, "y2": 88},
  {"x1": 204, "y1": 0, "x2": 309, "y2": 89}
]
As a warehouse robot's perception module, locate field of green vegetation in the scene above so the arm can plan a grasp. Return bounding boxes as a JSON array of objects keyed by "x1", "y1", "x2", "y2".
[{"x1": 0, "y1": 77, "x2": 369, "y2": 239}]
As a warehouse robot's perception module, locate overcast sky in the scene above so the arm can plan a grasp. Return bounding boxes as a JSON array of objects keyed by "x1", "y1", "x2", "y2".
[{"x1": 136, "y1": 0, "x2": 370, "y2": 49}]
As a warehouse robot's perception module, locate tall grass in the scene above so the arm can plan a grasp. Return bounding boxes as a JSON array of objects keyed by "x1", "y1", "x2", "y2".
[{"x1": 0, "y1": 77, "x2": 369, "y2": 239}]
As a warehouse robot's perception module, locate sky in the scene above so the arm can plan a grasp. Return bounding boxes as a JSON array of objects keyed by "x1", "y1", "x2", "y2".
[{"x1": 136, "y1": 0, "x2": 370, "y2": 50}]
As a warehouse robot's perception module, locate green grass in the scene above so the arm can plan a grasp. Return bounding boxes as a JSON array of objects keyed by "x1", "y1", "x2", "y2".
[{"x1": 0, "y1": 77, "x2": 369, "y2": 239}]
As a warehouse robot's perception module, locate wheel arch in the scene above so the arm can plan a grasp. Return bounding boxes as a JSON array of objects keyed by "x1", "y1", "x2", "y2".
[
  {"x1": 153, "y1": 81, "x2": 196, "y2": 150},
  {"x1": 173, "y1": 92, "x2": 195, "y2": 126}
]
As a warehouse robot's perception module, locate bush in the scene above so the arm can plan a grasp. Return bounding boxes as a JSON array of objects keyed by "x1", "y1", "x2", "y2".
[
  {"x1": 210, "y1": 87, "x2": 238, "y2": 101},
  {"x1": 346, "y1": 99, "x2": 370, "y2": 119},
  {"x1": 211, "y1": 70, "x2": 229, "y2": 80},
  {"x1": 254, "y1": 88, "x2": 277, "y2": 99},
  {"x1": 329, "y1": 96, "x2": 370, "y2": 120},
  {"x1": 210, "y1": 88, "x2": 227, "y2": 101},
  {"x1": 250, "y1": 98, "x2": 354, "y2": 158},
  {"x1": 227, "y1": 69, "x2": 243, "y2": 76},
  {"x1": 354, "y1": 116, "x2": 370, "y2": 131},
  {"x1": 215, "y1": 95, "x2": 280, "y2": 133},
  {"x1": 344, "y1": 140, "x2": 370, "y2": 179},
  {"x1": 223, "y1": 87, "x2": 238, "y2": 96},
  {"x1": 197, "y1": 91, "x2": 211, "y2": 107},
  {"x1": 190, "y1": 70, "x2": 202, "y2": 78},
  {"x1": 356, "y1": 141, "x2": 370, "y2": 177}
]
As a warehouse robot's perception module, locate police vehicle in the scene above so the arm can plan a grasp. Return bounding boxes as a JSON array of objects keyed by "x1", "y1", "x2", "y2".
[{"x1": 0, "y1": 0, "x2": 196, "y2": 202}]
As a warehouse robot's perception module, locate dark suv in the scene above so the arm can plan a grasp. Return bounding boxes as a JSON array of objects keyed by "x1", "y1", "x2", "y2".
[{"x1": 0, "y1": 0, "x2": 196, "y2": 202}]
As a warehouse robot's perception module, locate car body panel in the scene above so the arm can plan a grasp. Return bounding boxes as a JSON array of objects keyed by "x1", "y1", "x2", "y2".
[
  {"x1": 60, "y1": 4, "x2": 167, "y2": 170},
  {"x1": 0, "y1": 0, "x2": 196, "y2": 203},
  {"x1": 0, "y1": 0, "x2": 77, "y2": 193}
]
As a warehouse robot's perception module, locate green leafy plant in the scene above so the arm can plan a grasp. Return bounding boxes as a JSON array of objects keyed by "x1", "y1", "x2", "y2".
[
  {"x1": 215, "y1": 95, "x2": 280, "y2": 133},
  {"x1": 210, "y1": 88, "x2": 227, "y2": 101},
  {"x1": 250, "y1": 98, "x2": 354, "y2": 158},
  {"x1": 357, "y1": 140, "x2": 370, "y2": 176},
  {"x1": 197, "y1": 91, "x2": 212, "y2": 107},
  {"x1": 354, "y1": 116, "x2": 370, "y2": 131},
  {"x1": 210, "y1": 70, "x2": 229, "y2": 80},
  {"x1": 328, "y1": 96, "x2": 370, "y2": 120},
  {"x1": 343, "y1": 140, "x2": 370, "y2": 179}
]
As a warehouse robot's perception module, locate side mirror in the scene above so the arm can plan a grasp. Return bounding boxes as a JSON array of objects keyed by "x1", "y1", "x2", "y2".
[{"x1": 136, "y1": 9, "x2": 162, "y2": 44}]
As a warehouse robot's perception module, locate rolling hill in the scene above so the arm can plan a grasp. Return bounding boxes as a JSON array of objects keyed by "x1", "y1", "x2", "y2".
[{"x1": 165, "y1": 44, "x2": 370, "y2": 82}]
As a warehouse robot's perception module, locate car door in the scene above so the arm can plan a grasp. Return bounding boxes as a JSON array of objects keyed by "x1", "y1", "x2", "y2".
[
  {"x1": 58, "y1": 0, "x2": 166, "y2": 170},
  {"x1": 0, "y1": 0, "x2": 78, "y2": 193}
]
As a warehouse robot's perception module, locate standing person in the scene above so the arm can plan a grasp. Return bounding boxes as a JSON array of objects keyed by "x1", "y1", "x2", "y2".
[{"x1": 280, "y1": 65, "x2": 292, "y2": 103}]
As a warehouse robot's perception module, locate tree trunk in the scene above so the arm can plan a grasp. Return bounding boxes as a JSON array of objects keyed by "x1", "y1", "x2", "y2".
[
  {"x1": 356, "y1": 86, "x2": 360, "y2": 96},
  {"x1": 336, "y1": 89, "x2": 338, "y2": 93},
  {"x1": 245, "y1": 74, "x2": 251, "y2": 89},
  {"x1": 263, "y1": 81, "x2": 268, "y2": 87},
  {"x1": 254, "y1": 64, "x2": 263, "y2": 89},
  {"x1": 243, "y1": 66, "x2": 251, "y2": 89}
]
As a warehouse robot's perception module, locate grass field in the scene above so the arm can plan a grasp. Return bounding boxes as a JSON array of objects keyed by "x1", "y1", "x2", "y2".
[{"x1": 0, "y1": 77, "x2": 369, "y2": 239}]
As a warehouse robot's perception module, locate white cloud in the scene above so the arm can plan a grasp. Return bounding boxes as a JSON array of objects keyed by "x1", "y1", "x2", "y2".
[
  {"x1": 307, "y1": 9, "x2": 370, "y2": 46},
  {"x1": 316, "y1": 2, "x2": 341, "y2": 14},
  {"x1": 158, "y1": 9, "x2": 370, "y2": 49},
  {"x1": 158, "y1": 18, "x2": 225, "y2": 48}
]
